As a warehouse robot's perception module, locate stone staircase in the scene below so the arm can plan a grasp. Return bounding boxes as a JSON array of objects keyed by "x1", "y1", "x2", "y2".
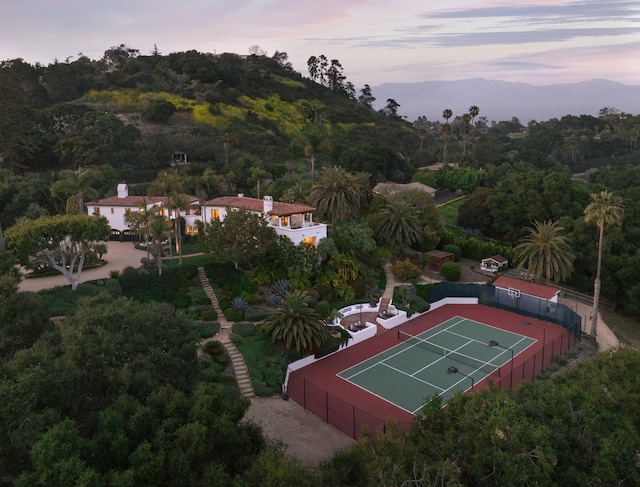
[{"x1": 197, "y1": 267, "x2": 255, "y2": 398}]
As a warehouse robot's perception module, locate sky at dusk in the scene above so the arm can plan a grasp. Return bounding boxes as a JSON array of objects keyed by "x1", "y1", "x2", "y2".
[{"x1": 3, "y1": 0, "x2": 640, "y2": 88}]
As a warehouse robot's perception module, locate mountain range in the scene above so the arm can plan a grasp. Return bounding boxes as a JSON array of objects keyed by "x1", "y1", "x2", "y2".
[{"x1": 371, "y1": 78, "x2": 640, "y2": 124}]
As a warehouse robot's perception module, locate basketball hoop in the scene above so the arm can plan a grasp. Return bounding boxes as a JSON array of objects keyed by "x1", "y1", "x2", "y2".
[{"x1": 507, "y1": 288, "x2": 521, "y2": 299}]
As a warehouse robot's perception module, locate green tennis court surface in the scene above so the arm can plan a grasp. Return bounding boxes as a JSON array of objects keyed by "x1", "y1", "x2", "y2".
[{"x1": 337, "y1": 316, "x2": 536, "y2": 414}]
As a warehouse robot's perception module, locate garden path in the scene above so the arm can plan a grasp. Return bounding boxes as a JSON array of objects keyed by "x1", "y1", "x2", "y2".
[{"x1": 197, "y1": 267, "x2": 255, "y2": 398}]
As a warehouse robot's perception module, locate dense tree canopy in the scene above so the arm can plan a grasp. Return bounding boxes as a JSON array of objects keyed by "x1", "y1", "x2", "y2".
[{"x1": 201, "y1": 208, "x2": 277, "y2": 269}]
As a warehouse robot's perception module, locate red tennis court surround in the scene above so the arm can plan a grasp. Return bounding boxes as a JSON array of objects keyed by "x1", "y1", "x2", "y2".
[{"x1": 286, "y1": 304, "x2": 575, "y2": 439}]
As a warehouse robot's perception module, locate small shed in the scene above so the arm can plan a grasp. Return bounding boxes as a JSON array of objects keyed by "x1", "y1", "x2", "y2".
[
  {"x1": 480, "y1": 255, "x2": 508, "y2": 273},
  {"x1": 425, "y1": 250, "x2": 454, "y2": 272}
]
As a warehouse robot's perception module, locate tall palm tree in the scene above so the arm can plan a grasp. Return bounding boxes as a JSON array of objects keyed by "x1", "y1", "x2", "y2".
[
  {"x1": 124, "y1": 198, "x2": 156, "y2": 263},
  {"x1": 514, "y1": 220, "x2": 575, "y2": 283},
  {"x1": 149, "y1": 169, "x2": 184, "y2": 258},
  {"x1": 460, "y1": 113, "x2": 472, "y2": 164},
  {"x1": 167, "y1": 193, "x2": 192, "y2": 265},
  {"x1": 468, "y1": 105, "x2": 480, "y2": 126},
  {"x1": 310, "y1": 166, "x2": 360, "y2": 236},
  {"x1": 148, "y1": 213, "x2": 172, "y2": 276},
  {"x1": 374, "y1": 199, "x2": 423, "y2": 248},
  {"x1": 584, "y1": 191, "x2": 624, "y2": 336},
  {"x1": 292, "y1": 122, "x2": 331, "y2": 184},
  {"x1": 441, "y1": 109, "x2": 453, "y2": 166},
  {"x1": 263, "y1": 289, "x2": 329, "y2": 383},
  {"x1": 51, "y1": 168, "x2": 103, "y2": 215},
  {"x1": 352, "y1": 171, "x2": 373, "y2": 212}
]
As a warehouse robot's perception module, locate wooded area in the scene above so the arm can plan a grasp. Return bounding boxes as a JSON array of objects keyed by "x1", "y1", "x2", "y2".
[{"x1": 1, "y1": 45, "x2": 640, "y2": 484}]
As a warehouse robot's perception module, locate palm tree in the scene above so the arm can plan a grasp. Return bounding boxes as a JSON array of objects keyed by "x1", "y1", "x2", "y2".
[
  {"x1": 460, "y1": 113, "x2": 472, "y2": 164},
  {"x1": 149, "y1": 169, "x2": 184, "y2": 258},
  {"x1": 441, "y1": 109, "x2": 453, "y2": 166},
  {"x1": 124, "y1": 198, "x2": 156, "y2": 263},
  {"x1": 148, "y1": 213, "x2": 172, "y2": 276},
  {"x1": 374, "y1": 199, "x2": 423, "y2": 248},
  {"x1": 514, "y1": 220, "x2": 575, "y2": 283},
  {"x1": 352, "y1": 171, "x2": 373, "y2": 212},
  {"x1": 291, "y1": 123, "x2": 331, "y2": 184},
  {"x1": 167, "y1": 193, "x2": 192, "y2": 265},
  {"x1": 51, "y1": 168, "x2": 103, "y2": 215},
  {"x1": 468, "y1": 105, "x2": 479, "y2": 126},
  {"x1": 219, "y1": 132, "x2": 237, "y2": 168},
  {"x1": 263, "y1": 289, "x2": 329, "y2": 383},
  {"x1": 310, "y1": 166, "x2": 360, "y2": 236},
  {"x1": 584, "y1": 191, "x2": 624, "y2": 336}
]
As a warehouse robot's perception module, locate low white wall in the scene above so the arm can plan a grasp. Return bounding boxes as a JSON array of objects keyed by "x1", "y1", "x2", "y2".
[
  {"x1": 429, "y1": 297, "x2": 478, "y2": 311},
  {"x1": 377, "y1": 308, "x2": 409, "y2": 329},
  {"x1": 283, "y1": 321, "x2": 376, "y2": 391}
]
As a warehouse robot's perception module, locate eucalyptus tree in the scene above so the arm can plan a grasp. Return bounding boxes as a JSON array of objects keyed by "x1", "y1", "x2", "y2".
[
  {"x1": 514, "y1": 220, "x2": 575, "y2": 283},
  {"x1": 583, "y1": 191, "x2": 625, "y2": 336}
]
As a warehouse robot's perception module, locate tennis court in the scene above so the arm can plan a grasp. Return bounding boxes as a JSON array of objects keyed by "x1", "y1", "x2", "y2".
[{"x1": 337, "y1": 316, "x2": 536, "y2": 414}]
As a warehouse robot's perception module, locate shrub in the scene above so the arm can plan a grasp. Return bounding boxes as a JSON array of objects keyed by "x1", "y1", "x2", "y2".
[
  {"x1": 392, "y1": 258, "x2": 422, "y2": 281},
  {"x1": 200, "y1": 309, "x2": 218, "y2": 321},
  {"x1": 194, "y1": 320, "x2": 220, "y2": 338},
  {"x1": 224, "y1": 307, "x2": 245, "y2": 322},
  {"x1": 442, "y1": 244, "x2": 461, "y2": 262},
  {"x1": 440, "y1": 262, "x2": 461, "y2": 282},
  {"x1": 315, "y1": 300, "x2": 331, "y2": 318},
  {"x1": 202, "y1": 340, "x2": 230, "y2": 366}
]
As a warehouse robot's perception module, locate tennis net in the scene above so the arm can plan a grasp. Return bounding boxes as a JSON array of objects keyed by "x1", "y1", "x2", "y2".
[{"x1": 397, "y1": 330, "x2": 497, "y2": 374}]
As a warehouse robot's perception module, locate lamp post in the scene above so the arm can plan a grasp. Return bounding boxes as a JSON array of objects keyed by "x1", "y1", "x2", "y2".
[
  {"x1": 522, "y1": 320, "x2": 546, "y2": 372},
  {"x1": 489, "y1": 340, "x2": 514, "y2": 393},
  {"x1": 447, "y1": 366, "x2": 474, "y2": 391}
]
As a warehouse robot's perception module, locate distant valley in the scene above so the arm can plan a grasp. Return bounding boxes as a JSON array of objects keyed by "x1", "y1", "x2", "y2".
[{"x1": 371, "y1": 78, "x2": 640, "y2": 124}]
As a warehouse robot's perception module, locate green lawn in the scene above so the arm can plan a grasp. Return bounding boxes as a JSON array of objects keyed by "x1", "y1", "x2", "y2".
[{"x1": 437, "y1": 197, "x2": 466, "y2": 228}]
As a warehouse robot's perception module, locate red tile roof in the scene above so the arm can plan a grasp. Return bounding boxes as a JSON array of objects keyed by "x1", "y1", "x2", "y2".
[
  {"x1": 206, "y1": 196, "x2": 316, "y2": 216},
  {"x1": 493, "y1": 275, "x2": 560, "y2": 300}
]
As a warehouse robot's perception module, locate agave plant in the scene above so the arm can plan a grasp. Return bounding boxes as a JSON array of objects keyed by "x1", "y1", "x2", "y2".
[
  {"x1": 271, "y1": 279, "x2": 290, "y2": 298},
  {"x1": 230, "y1": 296, "x2": 249, "y2": 319}
]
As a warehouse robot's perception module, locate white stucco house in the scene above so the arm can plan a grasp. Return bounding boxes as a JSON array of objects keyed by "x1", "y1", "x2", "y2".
[
  {"x1": 85, "y1": 183, "x2": 201, "y2": 240},
  {"x1": 86, "y1": 185, "x2": 327, "y2": 246},
  {"x1": 203, "y1": 194, "x2": 327, "y2": 246}
]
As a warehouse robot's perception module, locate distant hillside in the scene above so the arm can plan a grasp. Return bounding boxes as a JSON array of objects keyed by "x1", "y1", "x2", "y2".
[{"x1": 371, "y1": 78, "x2": 640, "y2": 123}]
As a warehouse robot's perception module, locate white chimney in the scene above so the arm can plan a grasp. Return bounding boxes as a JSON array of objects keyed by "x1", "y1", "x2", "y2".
[
  {"x1": 263, "y1": 195, "x2": 273, "y2": 213},
  {"x1": 117, "y1": 183, "x2": 128, "y2": 198}
]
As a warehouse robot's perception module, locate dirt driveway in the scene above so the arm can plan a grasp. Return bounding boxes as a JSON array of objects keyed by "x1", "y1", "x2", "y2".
[{"x1": 244, "y1": 397, "x2": 354, "y2": 469}]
